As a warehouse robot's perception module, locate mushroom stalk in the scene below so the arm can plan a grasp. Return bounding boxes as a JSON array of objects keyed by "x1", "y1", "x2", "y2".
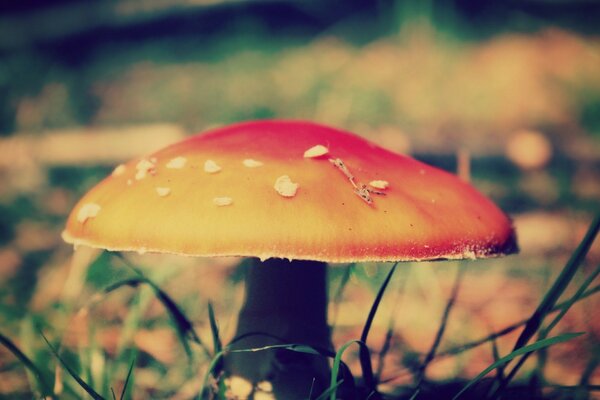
[{"x1": 226, "y1": 258, "x2": 331, "y2": 398}]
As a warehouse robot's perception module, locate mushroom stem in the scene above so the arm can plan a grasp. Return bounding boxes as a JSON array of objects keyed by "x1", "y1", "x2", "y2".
[{"x1": 226, "y1": 258, "x2": 332, "y2": 399}]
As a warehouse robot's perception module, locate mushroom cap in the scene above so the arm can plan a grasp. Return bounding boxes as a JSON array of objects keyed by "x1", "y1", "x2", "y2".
[{"x1": 63, "y1": 120, "x2": 517, "y2": 262}]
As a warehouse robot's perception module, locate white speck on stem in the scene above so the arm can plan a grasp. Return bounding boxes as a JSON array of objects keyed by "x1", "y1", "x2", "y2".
[
  {"x1": 112, "y1": 164, "x2": 126, "y2": 176},
  {"x1": 204, "y1": 160, "x2": 222, "y2": 173},
  {"x1": 242, "y1": 159, "x2": 263, "y2": 167},
  {"x1": 304, "y1": 144, "x2": 329, "y2": 158},
  {"x1": 274, "y1": 175, "x2": 299, "y2": 197},
  {"x1": 256, "y1": 380, "x2": 273, "y2": 392},
  {"x1": 77, "y1": 203, "x2": 101, "y2": 223},
  {"x1": 369, "y1": 180, "x2": 389, "y2": 190},
  {"x1": 213, "y1": 197, "x2": 233, "y2": 206},
  {"x1": 166, "y1": 156, "x2": 187, "y2": 169},
  {"x1": 156, "y1": 187, "x2": 171, "y2": 197},
  {"x1": 227, "y1": 376, "x2": 252, "y2": 397}
]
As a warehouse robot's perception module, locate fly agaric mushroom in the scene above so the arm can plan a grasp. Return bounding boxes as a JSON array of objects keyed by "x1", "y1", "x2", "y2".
[{"x1": 62, "y1": 120, "x2": 517, "y2": 398}]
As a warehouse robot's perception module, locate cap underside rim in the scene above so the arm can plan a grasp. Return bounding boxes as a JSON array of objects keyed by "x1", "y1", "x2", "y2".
[{"x1": 62, "y1": 230, "x2": 518, "y2": 264}]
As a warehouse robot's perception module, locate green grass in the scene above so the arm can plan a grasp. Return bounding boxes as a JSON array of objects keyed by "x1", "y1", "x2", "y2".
[
  {"x1": 452, "y1": 332, "x2": 586, "y2": 400},
  {"x1": 0, "y1": 215, "x2": 598, "y2": 399}
]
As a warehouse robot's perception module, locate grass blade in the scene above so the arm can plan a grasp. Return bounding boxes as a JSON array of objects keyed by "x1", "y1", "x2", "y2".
[
  {"x1": 361, "y1": 263, "x2": 398, "y2": 343},
  {"x1": 452, "y1": 332, "x2": 585, "y2": 400},
  {"x1": 118, "y1": 357, "x2": 136, "y2": 400},
  {"x1": 512, "y1": 215, "x2": 599, "y2": 352},
  {"x1": 206, "y1": 302, "x2": 226, "y2": 397},
  {"x1": 228, "y1": 332, "x2": 336, "y2": 358},
  {"x1": 314, "y1": 380, "x2": 344, "y2": 400},
  {"x1": 113, "y1": 253, "x2": 211, "y2": 359},
  {"x1": 496, "y1": 262, "x2": 600, "y2": 398},
  {"x1": 414, "y1": 265, "x2": 464, "y2": 392},
  {"x1": 438, "y1": 283, "x2": 600, "y2": 358},
  {"x1": 329, "y1": 339, "x2": 369, "y2": 400},
  {"x1": 544, "y1": 383, "x2": 600, "y2": 391},
  {"x1": 208, "y1": 302, "x2": 222, "y2": 355},
  {"x1": 360, "y1": 262, "x2": 398, "y2": 391},
  {"x1": 200, "y1": 342, "x2": 332, "y2": 396},
  {"x1": 41, "y1": 331, "x2": 105, "y2": 400},
  {"x1": 0, "y1": 331, "x2": 53, "y2": 396},
  {"x1": 229, "y1": 343, "x2": 328, "y2": 356},
  {"x1": 579, "y1": 345, "x2": 599, "y2": 386},
  {"x1": 408, "y1": 388, "x2": 421, "y2": 400},
  {"x1": 491, "y1": 215, "x2": 600, "y2": 397},
  {"x1": 139, "y1": 278, "x2": 194, "y2": 359},
  {"x1": 490, "y1": 337, "x2": 505, "y2": 383},
  {"x1": 103, "y1": 278, "x2": 144, "y2": 294},
  {"x1": 201, "y1": 350, "x2": 226, "y2": 397},
  {"x1": 542, "y1": 263, "x2": 600, "y2": 337}
]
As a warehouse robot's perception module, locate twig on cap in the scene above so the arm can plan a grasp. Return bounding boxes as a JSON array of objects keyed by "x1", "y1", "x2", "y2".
[
  {"x1": 328, "y1": 157, "x2": 386, "y2": 205},
  {"x1": 329, "y1": 158, "x2": 357, "y2": 188},
  {"x1": 354, "y1": 185, "x2": 373, "y2": 205}
]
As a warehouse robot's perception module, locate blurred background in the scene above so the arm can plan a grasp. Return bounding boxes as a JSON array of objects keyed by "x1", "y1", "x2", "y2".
[{"x1": 0, "y1": 0, "x2": 599, "y2": 398}]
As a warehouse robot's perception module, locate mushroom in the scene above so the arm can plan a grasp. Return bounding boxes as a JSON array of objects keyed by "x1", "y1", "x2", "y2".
[{"x1": 62, "y1": 120, "x2": 517, "y2": 398}]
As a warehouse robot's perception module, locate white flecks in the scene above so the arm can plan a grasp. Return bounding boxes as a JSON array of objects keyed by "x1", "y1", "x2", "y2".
[
  {"x1": 137, "y1": 247, "x2": 147, "y2": 255},
  {"x1": 112, "y1": 164, "x2": 126, "y2": 176},
  {"x1": 419, "y1": 169, "x2": 426, "y2": 175},
  {"x1": 166, "y1": 156, "x2": 187, "y2": 169},
  {"x1": 256, "y1": 381, "x2": 273, "y2": 392},
  {"x1": 213, "y1": 196, "x2": 233, "y2": 206},
  {"x1": 226, "y1": 376, "x2": 253, "y2": 397},
  {"x1": 135, "y1": 158, "x2": 156, "y2": 180},
  {"x1": 127, "y1": 179, "x2": 133, "y2": 186},
  {"x1": 369, "y1": 180, "x2": 389, "y2": 190},
  {"x1": 274, "y1": 175, "x2": 299, "y2": 197},
  {"x1": 204, "y1": 159, "x2": 221, "y2": 173},
  {"x1": 77, "y1": 203, "x2": 101, "y2": 223},
  {"x1": 304, "y1": 144, "x2": 329, "y2": 158},
  {"x1": 242, "y1": 158, "x2": 263, "y2": 168},
  {"x1": 155, "y1": 187, "x2": 171, "y2": 197},
  {"x1": 254, "y1": 391, "x2": 275, "y2": 400},
  {"x1": 463, "y1": 249, "x2": 477, "y2": 260},
  {"x1": 60, "y1": 230, "x2": 71, "y2": 243}
]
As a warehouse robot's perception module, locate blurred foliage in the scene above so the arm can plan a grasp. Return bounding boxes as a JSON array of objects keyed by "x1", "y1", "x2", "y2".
[{"x1": 1, "y1": 1, "x2": 599, "y2": 145}]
